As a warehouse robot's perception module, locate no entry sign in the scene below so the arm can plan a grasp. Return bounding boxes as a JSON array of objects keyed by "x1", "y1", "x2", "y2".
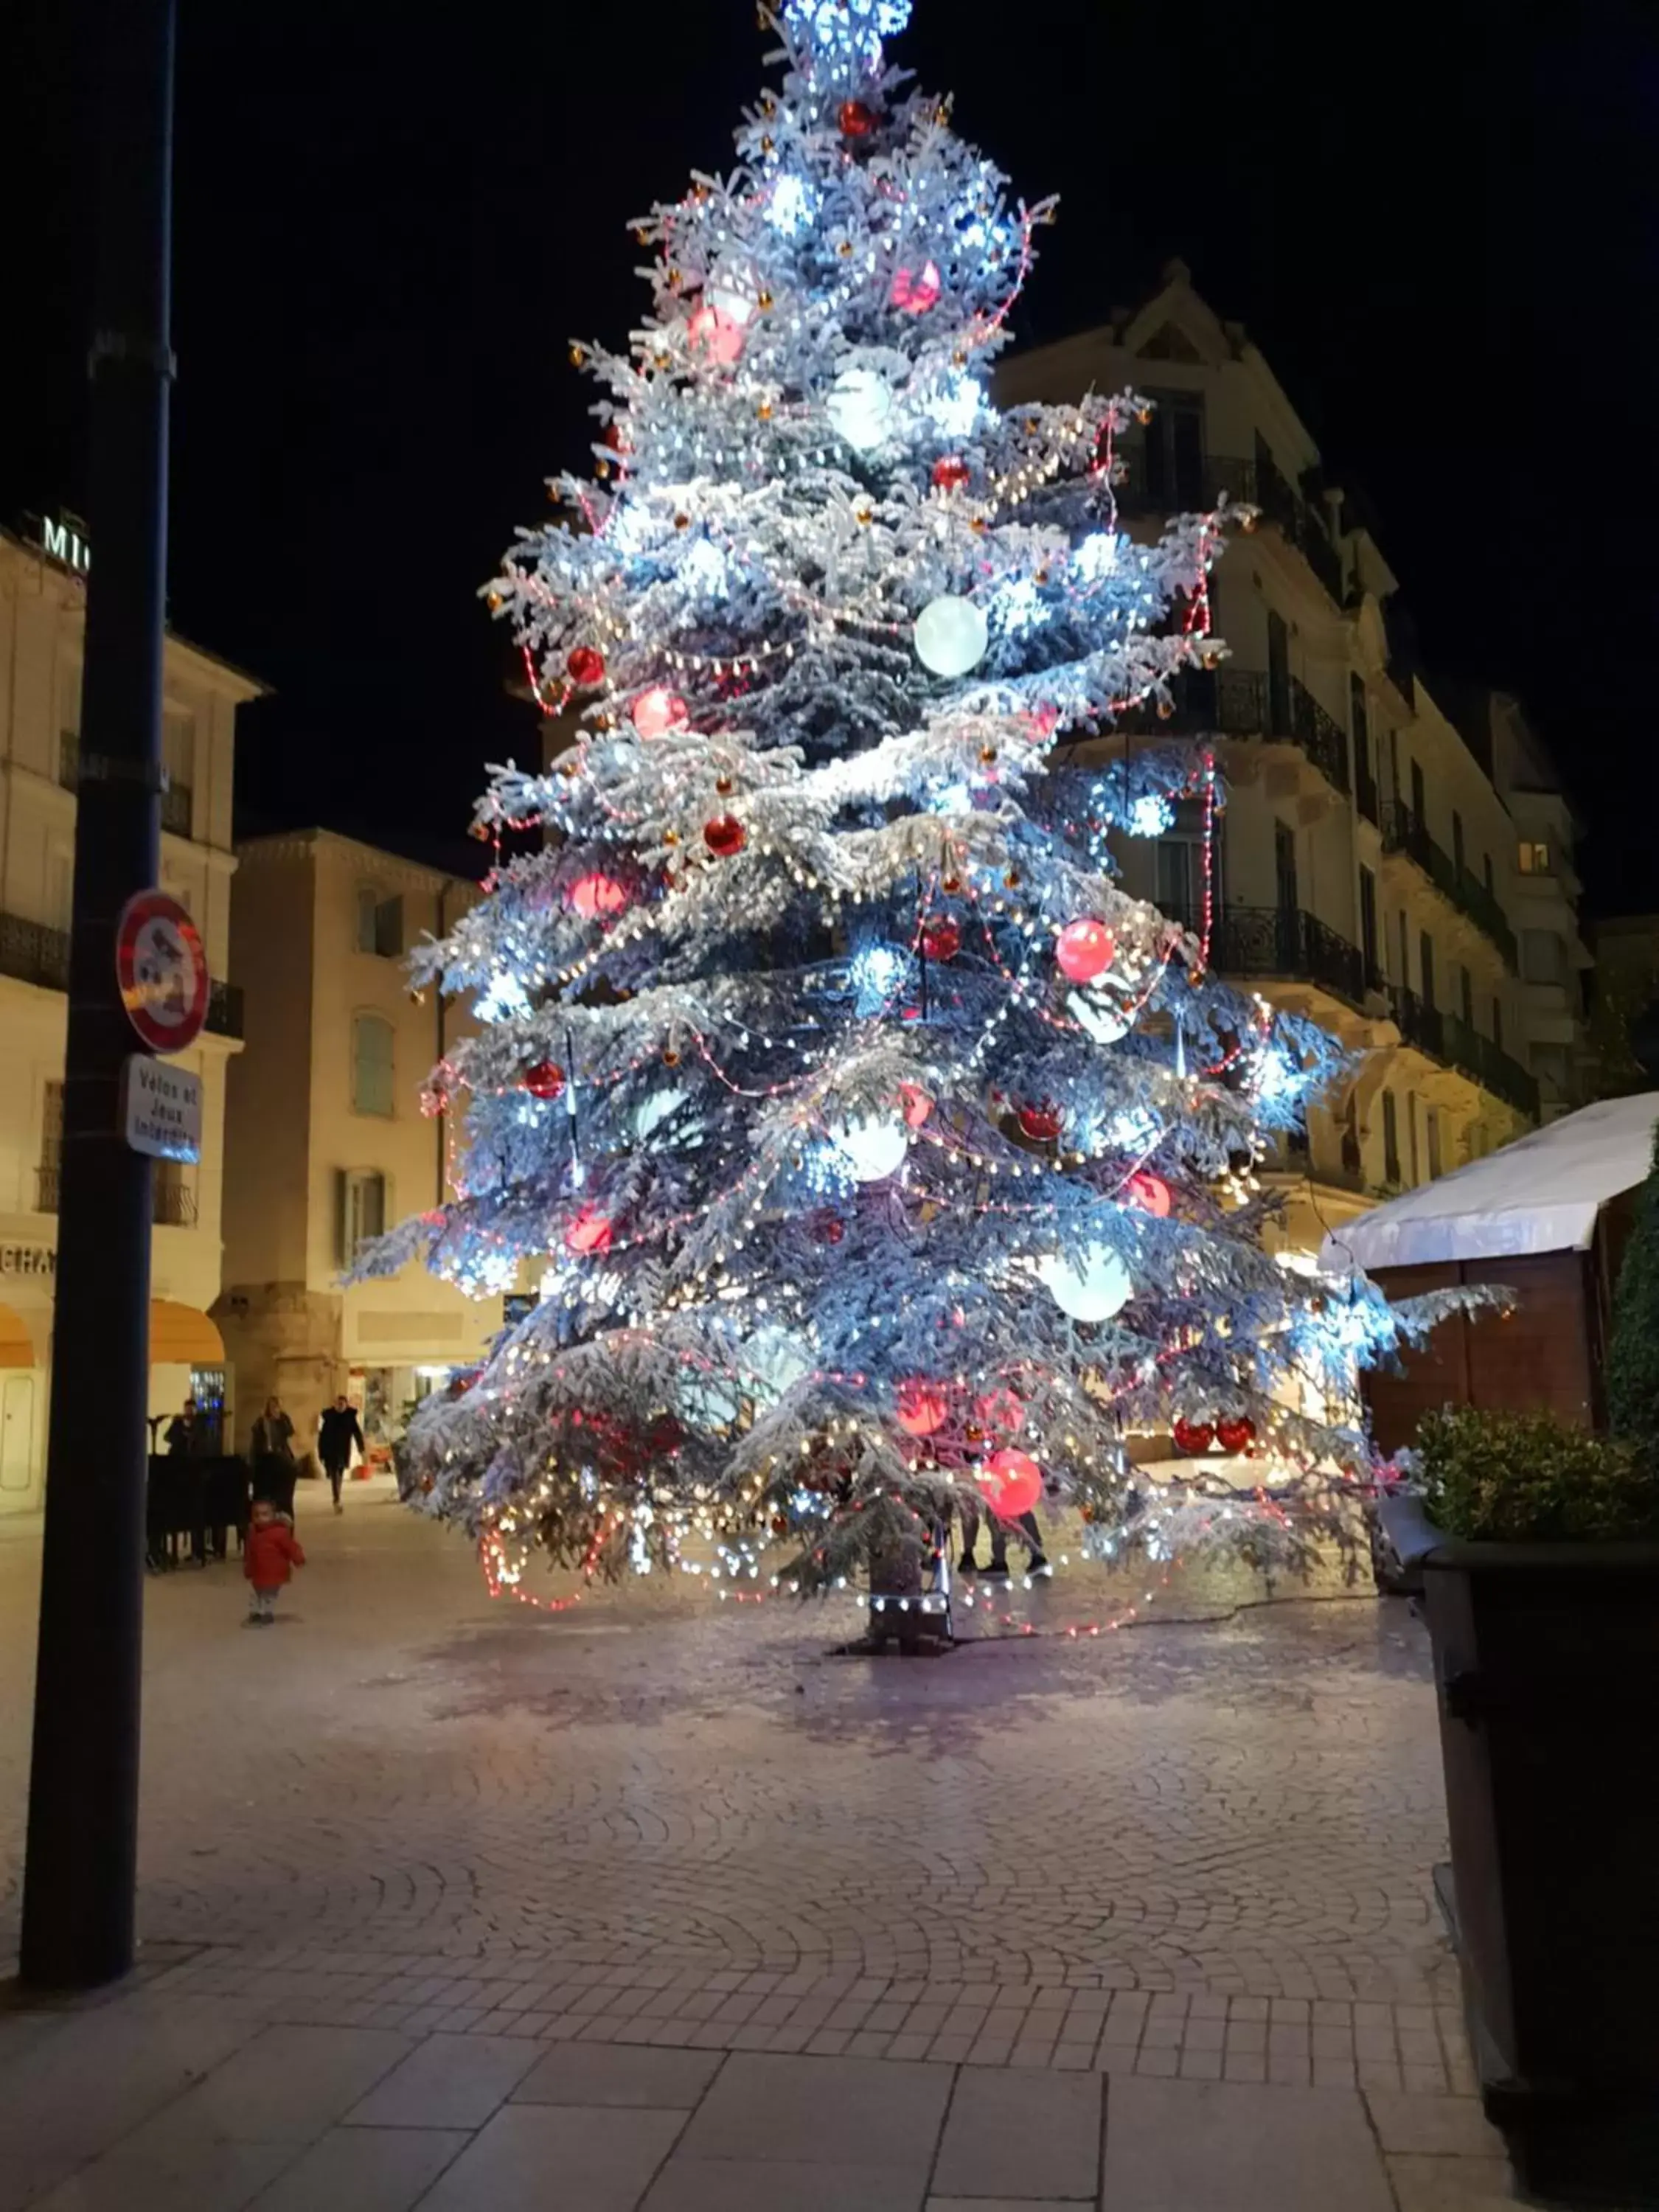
[{"x1": 115, "y1": 890, "x2": 209, "y2": 1054}]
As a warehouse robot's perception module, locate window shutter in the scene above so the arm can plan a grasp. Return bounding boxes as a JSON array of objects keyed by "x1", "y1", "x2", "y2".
[{"x1": 333, "y1": 1168, "x2": 350, "y2": 1265}]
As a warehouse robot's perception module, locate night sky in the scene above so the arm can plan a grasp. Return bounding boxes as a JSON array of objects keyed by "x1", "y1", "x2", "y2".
[{"x1": 8, "y1": 0, "x2": 1657, "y2": 906}]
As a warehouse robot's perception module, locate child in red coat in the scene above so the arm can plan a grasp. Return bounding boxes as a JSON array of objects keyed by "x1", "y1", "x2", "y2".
[{"x1": 244, "y1": 1498, "x2": 305, "y2": 1623}]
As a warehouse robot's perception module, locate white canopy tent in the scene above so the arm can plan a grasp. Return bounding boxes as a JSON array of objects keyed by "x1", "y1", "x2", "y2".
[{"x1": 1318, "y1": 1093, "x2": 1659, "y2": 1276}]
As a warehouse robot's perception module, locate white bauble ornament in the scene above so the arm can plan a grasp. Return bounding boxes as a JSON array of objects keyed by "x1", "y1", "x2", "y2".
[
  {"x1": 832, "y1": 1110, "x2": 908, "y2": 1183},
  {"x1": 826, "y1": 366, "x2": 894, "y2": 451},
  {"x1": 631, "y1": 1085, "x2": 687, "y2": 1144},
  {"x1": 914, "y1": 594, "x2": 989, "y2": 678},
  {"x1": 1039, "y1": 1243, "x2": 1133, "y2": 1322}
]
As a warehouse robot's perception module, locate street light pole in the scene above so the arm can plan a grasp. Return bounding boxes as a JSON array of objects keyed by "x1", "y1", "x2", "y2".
[{"x1": 20, "y1": 0, "x2": 176, "y2": 1990}]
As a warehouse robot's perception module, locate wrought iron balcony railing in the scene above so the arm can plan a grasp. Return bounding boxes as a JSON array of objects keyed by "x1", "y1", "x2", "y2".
[
  {"x1": 60, "y1": 731, "x2": 192, "y2": 839},
  {"x1": 36, "y1": 1163, "x2": 199, "y2": 1225},
  {"x1": 1391, "y1": 990, "x2": 1539, "y2": 1119},
  {"x1": 1380, "y1": 805, "x2": 1518, "y2": 968},
  {"x1": 1120, "y1": 667, "x2": 1350, "y2": 798},
  {"x1": 0, "y1": 908, "x2": 243, "y2": 1039},
  {"x1": 1253, "y1": 447, "x2": 1347, "y2": 604},
  {"x1": 1170, "y1": 902, "x2": 1369, "y2": 1014},
  {"x1": 1111, "y1": 445, "x2": 1258, "y2": 518}
]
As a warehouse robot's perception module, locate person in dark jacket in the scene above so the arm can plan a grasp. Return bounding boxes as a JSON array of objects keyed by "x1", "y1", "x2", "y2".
[
  {"x1": 251, "y1": 1395, "x2": 298, "y2": 1521},
  {"x1": 317, "y1": 1394, "x2": 365, "y2": 1513},
  {"x1": 164, "y1": 1397, "x2": 201, "y2": 1455}
]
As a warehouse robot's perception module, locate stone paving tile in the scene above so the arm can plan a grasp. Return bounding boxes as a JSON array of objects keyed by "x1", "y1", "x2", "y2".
[
  {"x1": 676, "y1": 2052, "x2": 950, "y2": 2177},
  {"x1": 1363, "y1": 2092, "x2": 1507, "y2": 2158},
  {"x1": 28, "y1": 2138, "x2": 298, "y2": 2212},
  {"x1": 513, "y1": 2042, "x2": 726, "y2": 2108},
  {"x1": 344, "y1": 2031, "x2": 539, "y2": 2129},
  {"x1": 418, "y1": 2104, "x2": 685, "y2": 2212},
  {"x1": 1103, "y1": 2076, "x2": 1396, "y2": 2210},
  {"x1": 110, "y1": 2023, "x2": 414, "y2": 2152},
  {"x1": 248, "y1": 2125, "x2": 471, "y2": 2212},
  {"x1": 644, "y1": 2161, "x2": 923, "y2": 2211},
  {"x1": 1387, "y1": 2153, "x2": 1523, "y2": 2208}
]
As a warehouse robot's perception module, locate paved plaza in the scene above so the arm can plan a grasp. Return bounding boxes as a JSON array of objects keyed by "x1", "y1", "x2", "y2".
[{"x1": 0, "y1": 1484, "x2": 1530, "y2": 2205}]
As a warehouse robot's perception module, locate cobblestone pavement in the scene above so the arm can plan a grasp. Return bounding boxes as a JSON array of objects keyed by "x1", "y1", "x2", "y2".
[{"x1": 0, "y1": 1483, "x2": 1470, "y2": 2099}]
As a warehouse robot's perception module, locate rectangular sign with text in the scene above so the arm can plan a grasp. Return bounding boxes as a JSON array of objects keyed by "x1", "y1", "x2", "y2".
[{"x1": 121, "y1": 1055, "x2": 202, "y2": 1163}]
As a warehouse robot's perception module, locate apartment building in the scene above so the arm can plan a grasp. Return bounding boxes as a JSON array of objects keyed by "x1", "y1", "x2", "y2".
[
  {"x1": 996, "y1": 262, "x2": 1579, "y2": 1252},
  {"x1": 0, "y1": 515, "x2": 260, "y2": 1514},
  {"x1": 215, "y1": 830, "x2": 501, "y2": 1462}
]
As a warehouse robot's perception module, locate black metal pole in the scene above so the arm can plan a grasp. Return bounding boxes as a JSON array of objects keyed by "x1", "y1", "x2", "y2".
[{"x1": 20, "y1": 0, "x2": 175, "y2": 1991}]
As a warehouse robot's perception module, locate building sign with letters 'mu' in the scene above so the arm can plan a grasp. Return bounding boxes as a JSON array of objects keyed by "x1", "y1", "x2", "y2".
[{"x1": 121, "y1": 1055, "x2": 202, "y2": 1164}]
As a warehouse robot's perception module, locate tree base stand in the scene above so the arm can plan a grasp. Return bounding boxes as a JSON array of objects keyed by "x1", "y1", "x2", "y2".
[{"x1": 852, "y1": 1588, "x2": 954, "y2": 1656}]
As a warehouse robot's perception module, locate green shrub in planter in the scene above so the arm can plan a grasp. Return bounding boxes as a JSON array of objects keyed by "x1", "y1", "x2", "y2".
[{"x1": 1414, "y1": 1404, "x2": 1659, "y2": 1544}]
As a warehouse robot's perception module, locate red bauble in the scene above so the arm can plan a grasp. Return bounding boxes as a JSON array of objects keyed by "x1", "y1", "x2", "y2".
[
  {"x1": 978, "y1": 1447, "x2": 1042, "y2": 1520},
  {"x1": 975, "y1": 1385, "x2": 1024, "y2": 1435},
  {"x1": 931, "y1": 456, "x2": 971, "y2": 491},
  {"x1": 566, "y1": 1203, "x2": 613, "y2": 1256},
  {"x1": 813, "y1": 1211, "x2": 846, "y2": 1245},
  {"x1": 838, "y1": 98, "x2": 878, "y2": 139},
  {"x1": 1023, "y1": 702, "x2": 1060, "y2": 742},
  {"x1": 602, "y1": 422, "x2": 628, "y2": 453},
  {"x1": 569, "y1": 871, "x2": 629, "y2": 920},
  {"x1": 703, "y1": 813, "x2": 746, "y2": 858},
  {"x1": 1124, "y1": 1170, "x2": 1172, "y2": 1218},
  {"x1": 896, "y1": 1377, "x2": 949, "y2": 1437},
  {"x1": 891, "y1": 260, "x2": 942, "y2": 313},
  {"x1": 898, "y1": 1081, "x2": 933, "y2": 1130},
  {"x1": 522, "y1": 1060, "x2": 566, "y2": 1102},
  {"x1": 1017, "y1": 1102, "x2": 1062, "y2": 1143},
  {"x1": 1172, "y1": 1416, "x2": 1216, "y2": 1457},
  {"x1": 1216, "y1": 1416, "x2": 1257, "y2": 1455},
  {"x1": 1054, "y1": 919, "x2": 1116, "y2": 984},
  {"x1": 631, "y1": 686, "x2": 687, "y2": 739},
  {"x1": 687, "y1": 302, "x2": 745, "y2": 366},
  {"x1": 919, "y1": 916, "x2": 961, "y2": 961},
  {"x1": 566, "y1": 645, "x2": 606, "y2": 689}
]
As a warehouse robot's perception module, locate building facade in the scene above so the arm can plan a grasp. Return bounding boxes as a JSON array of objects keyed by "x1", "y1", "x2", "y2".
[
  {"x1": 0, "y1": 517, "x2": 258, "y2": 1515},
  {"x1": 215, "y1": 830, "x2": 501, "y2": 1464},
  {"x1": 995, "y1": 264, "x2": 1582, "y2": 1254}
]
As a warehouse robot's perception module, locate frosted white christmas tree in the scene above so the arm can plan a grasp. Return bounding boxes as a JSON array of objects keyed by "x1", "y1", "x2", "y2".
[{"x1": 369, "y1": 0, "x2": 1448, "y2": 1614}]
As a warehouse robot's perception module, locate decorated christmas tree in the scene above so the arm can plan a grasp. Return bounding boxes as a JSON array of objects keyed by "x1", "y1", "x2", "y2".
[{"x1": 371, "y1": 0, "x2": 1449, "y2": 1615}]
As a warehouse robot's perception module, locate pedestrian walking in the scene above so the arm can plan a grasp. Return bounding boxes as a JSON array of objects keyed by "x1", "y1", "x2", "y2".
[
  {"x1": 957, "y1": 1492, "x2": 1048, "y2": 1579},
  {"x1": 243, "y1": 1498, "x2": 305, "y2": 1624},
  {"x1": 251, "y1": 1394, "x2": 298, "y2": 1521},
  {"x1": 163, "y1": 1395, "x2": 201, "y2": 1455},
  {"x1": 317, "y1": 1394, "x2": 365, "y2": 1514}
]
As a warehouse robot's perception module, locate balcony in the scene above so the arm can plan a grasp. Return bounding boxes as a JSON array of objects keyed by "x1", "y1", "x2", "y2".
[
  {"x1": 0, "y1": 908, "x2": 243, "y2": 1039},
  {"x1": 1178, "y1": 902, "x2": 1371, "y2": 1015},
  {"x1": 1112, "y1": 445, "x2": 1258, "y2": 518},
  {"x1": 1380, "y1": 805, "x2": 1518, "y2": 969},
  {"x1": 1120, "y1": 667, "x2": 1350, "y2": 799},
  {"x1": 59, "y1": 732, "x2": 192, "y2": 838},
  {"x1": 36, "y1": 1164, "x2": 198, "y2": 1226},
  {"x1": 1391, "y1": 989, "x2": 1539, "y2": 1120},
  {"x1": 1253, "y1": 447, "x2": 1348, "y2": 605}
]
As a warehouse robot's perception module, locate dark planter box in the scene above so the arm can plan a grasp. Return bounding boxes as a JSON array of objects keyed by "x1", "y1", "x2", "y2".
[{"x1": 1380, "y1": 1494, "x2": 1659, "y2": 2203}]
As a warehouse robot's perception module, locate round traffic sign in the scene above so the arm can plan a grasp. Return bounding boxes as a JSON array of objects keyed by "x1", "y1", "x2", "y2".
[{"x1": 116, "y1": 890, "x2": 209, "y2": 1054}]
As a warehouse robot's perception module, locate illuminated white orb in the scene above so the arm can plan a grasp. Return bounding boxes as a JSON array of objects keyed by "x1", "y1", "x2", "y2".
[{"x1": 914, "y1": 594, "x2": 989, "y2": 678}]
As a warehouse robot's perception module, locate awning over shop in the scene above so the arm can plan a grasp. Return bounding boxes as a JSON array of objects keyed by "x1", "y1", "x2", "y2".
[
  {"x1": 149, "y1": 1301, "x2": 223, "y2": 1366},
  {"x1": 0, "y1": 1303, "x2": 32, "y2": 1367},
  {"x1": 1320, "y1": 1093, "x2": 1659, "y2": 1273}
]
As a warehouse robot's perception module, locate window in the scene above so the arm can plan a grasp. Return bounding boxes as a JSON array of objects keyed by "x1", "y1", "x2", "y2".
[
  {"x1": 1483, "y1": 852, "x2": 1495, "y2": 897},
  {"x1": 1140, "y1": 389, "x2": 1207, "y2": 509},
  {"x1": 338, "y1": 1169, "x2": 388, "y2": 1262},
  {"x1": 1274, "y1": 820, "x2": 1298, "y2": 915},
  {"x1": 1358, "y1": 866, "x2": 1379, "y2": 979},
  {"x1": 1517, "y1": 841, "x2": 1551, "y2": 876},
  {"x1": 153, "y1": 1158, "x2": 196, "y2": 1227},
  {"x1": 1492, "y1": 997, "x2": 1503, "y2": 1051},
  {"x1": 48, "y1": 849, "x2": 74, "y2": 931},
  {"x1": 351, "y1": 1013, "x2": 395, "y2": 1116},
  {"x1": 1266, "y1": 611, "x2": 1290, "y2": 734},
  {"x1": 1419, "y1": 931, "x2": 1436, "y2": 1011},
  {"x1": 1410, "y1": 758, "x2": 1427, "y2": 827},
  {"x1": 356, "y1": 888, "x2": 404, "y2": 959},
  {"x1": 1153, "y1": 799, "x2": 1219, "y2": 925},
  {"x1": 1407, "y1": 1091, "x2": 1421, "y2": 1183},
  {"x1": 1452, "y1": 811, "x2": 1466, "y2": 876},
  {"x1": 161, "y1": 710, "x2": 194, "y2": 838},
  {"x1": 1381, "y1": 1091, "x2": 1401, "y2": 1186},
  {"x1": 1459, "y1": 964, "x2": 1474, "y2": 1026},
  {"x1": 1522, "y1": 930, "x2": 1566, "y2": 985},
  {"x1": 38, "y1": 1081, "x2": 63, "y2": 1212},
  {"x1": 1427, "y1": 1107, "x2": 1443, "y2": 1180},
  {"x1": 1397, "y1": 912, "x2": 1411, "y2": 991},
  {"x1": 1349, "y1": 673, "x2": 1369, "y2": 753}
]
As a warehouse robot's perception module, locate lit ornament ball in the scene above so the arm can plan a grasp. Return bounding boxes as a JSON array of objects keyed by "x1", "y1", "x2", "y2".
[
  {"x1": 826, "y1": 366, "x2": 894, "y2": 452},
  {"x1": 1216, "y1": 1415, "x2": 1256, "y2": 1454},
  {"x1": 919, "y1": 915, "x2": 961, "y2": 961},
  {"x1": 891, "y1": 260, "x2": 941, "y2": 313},
  {"x1": 631, "y1": 686, "x2": 686, "y2": 739},
  {"x1": 566, "y1": 1203, "x2": 613, "y2": 1256},
  {"x1": 914, "y1": 595, "x2": 989, "y2": 678},
  {"x1": 569, "y1": 872, "x2": 628, "y2": 919},
  {"x1": 687, "y1": 302, "x2": 744, "y2": 366},
  {"x1": 566, "y1": 645, "x2": 605, "y2": 688},
  {"x1": 703, "y1": 813, "x2": 746, "y2": 859},
  {"x1": 1039, "y1": 1244, "x2": 1133, "y2": 1323},
  {"x1": 978, "y1": 1447, "x2": 1042, "y2": 1520},
  {"x1": 896, "y1": 1377, "x2": 949, "y2": 1436},
  {"x1": 1054, "y1": 919, "x2": 1116, "y2": 984},
  {"x1": 1124, "y1": 1170, "x2": 1172, "y2": 1218},
  {"x1": 832, "y1": 1110, "x2": 908, "y2": 1184},
  {"x1": 521, "y1": 1060, "x2": 566, "y2": 1102},
  {"x1": 898, "y1": 1080, "x2": 933, "y2": 1130}
]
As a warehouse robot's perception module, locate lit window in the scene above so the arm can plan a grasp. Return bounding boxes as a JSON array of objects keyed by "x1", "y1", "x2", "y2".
[
  {"x1": 1517, "y1": 841, "x2": 1551, "y2": 875},
  {"x1": 352, "y1": 1014, "x2": 395, "y2": 1116}
]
